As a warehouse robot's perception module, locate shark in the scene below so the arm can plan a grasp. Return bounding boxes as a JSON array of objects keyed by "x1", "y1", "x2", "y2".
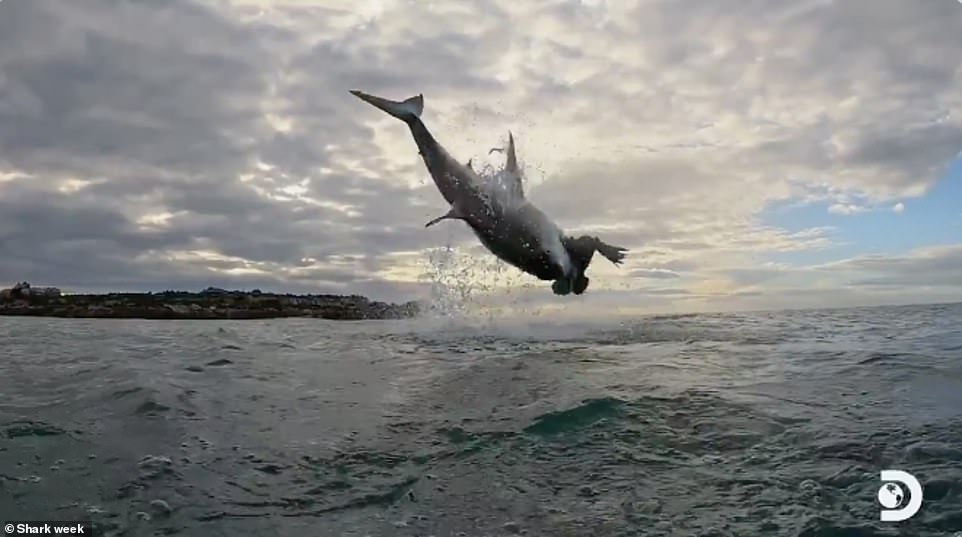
[{"x1": 349, "y1": 90, "x2": 627, "y2": 295}]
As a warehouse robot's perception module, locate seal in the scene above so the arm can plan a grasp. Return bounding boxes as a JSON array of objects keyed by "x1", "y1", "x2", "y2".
[{"x1": 350, "y1": 90, "x2": 627, "y2": 295}]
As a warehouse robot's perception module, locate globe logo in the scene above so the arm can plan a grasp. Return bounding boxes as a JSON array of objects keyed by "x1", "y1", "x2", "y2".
[
  {"x1": 879, "y1": 470, "x2": 923, "y2": 522},
  {"x1": 878, "y1": 482, "x2": 904, "y2": 509}
]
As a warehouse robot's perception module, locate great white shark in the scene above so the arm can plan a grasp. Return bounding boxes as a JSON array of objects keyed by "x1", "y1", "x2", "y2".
[{"x1": 349, "y1": 90, "x2": 627, "y2": 295}]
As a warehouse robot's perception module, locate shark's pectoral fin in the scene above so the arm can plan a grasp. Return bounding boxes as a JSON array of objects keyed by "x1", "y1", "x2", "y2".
[
  {"x1": 424, "y1": 213, "x2": 450, "y2": 227},
  {"x1": 424, "y1": 207, "x2": 465, "y2": 228}
]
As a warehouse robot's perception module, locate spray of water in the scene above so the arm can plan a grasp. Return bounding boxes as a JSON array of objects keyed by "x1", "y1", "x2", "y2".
[
  {"x1": 417, "y1": 241, "x2": 539, "y2": 320},
  {"x1": 415, "y1": 156, "x2": 544, "y2": 324},
  {"x1": 476, "y1": 160, "x2": 526, "y2": 211}
]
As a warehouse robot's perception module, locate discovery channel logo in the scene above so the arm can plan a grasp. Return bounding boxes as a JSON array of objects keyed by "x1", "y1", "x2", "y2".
[{"x1": 878, "y1": 470, "x2": 922, "y2": 522}]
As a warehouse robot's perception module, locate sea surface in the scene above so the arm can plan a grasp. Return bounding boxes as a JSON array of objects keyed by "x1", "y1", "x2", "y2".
[{"x1": 1, "y1": 303, "x2": 961, "y2": 536}]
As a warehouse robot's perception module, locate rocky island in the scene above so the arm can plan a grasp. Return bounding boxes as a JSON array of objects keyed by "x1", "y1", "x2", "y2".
[{"x1": 0, "y1": 282, "x2": 421, "y2": 320}]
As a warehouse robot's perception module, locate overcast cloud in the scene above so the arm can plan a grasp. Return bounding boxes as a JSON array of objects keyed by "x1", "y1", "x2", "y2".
[{"x1": 0, "y1": 0, "x2": 960, "y2": 312}]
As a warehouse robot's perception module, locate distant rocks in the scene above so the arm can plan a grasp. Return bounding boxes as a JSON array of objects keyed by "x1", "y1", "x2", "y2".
[
  {"x1": 0, "y1": 281, "x2": 61, "y2": 300},
  {"x1": 0, "y1": 282, "x2": 422, "y2": 320}
]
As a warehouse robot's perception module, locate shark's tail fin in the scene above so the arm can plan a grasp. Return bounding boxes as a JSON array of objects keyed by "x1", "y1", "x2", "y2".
[{"x1": 349, "y1": 90, "x2": 423, "y2": 123}]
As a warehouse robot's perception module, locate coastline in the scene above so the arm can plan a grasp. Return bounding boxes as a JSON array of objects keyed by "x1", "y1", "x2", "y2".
[{"x1": 0, "y1": 287, "x2": 421, "y2": 321}]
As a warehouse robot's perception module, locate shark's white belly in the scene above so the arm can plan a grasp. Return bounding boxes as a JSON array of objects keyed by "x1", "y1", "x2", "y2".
[{"x1": 471, "y1": 201, "x2": 573, "y2": 280}]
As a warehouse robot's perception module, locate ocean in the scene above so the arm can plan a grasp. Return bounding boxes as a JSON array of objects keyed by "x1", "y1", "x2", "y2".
[{"x1": 1, "y1": 303, "x2": 961, "y2": 536}]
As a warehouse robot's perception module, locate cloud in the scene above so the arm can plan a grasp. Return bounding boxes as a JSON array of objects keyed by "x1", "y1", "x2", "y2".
[
  {"x1": 828, "y1": 203, "x2": 868, "y2": 216},
  {"x1": 816, "y1": 244, "x2": 962, "y2": 289},
  {"x1": 892, "y1": 202, "x2": 905, "y2": 214},
  {"x1": 629, "y1": 268, "x2": 681, "y2": 279},
  {"x1": 0, "y1": 0, "x2": 959, "y2": 311}
]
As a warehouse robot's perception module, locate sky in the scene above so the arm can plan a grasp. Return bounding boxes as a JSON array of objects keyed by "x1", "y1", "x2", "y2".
[{"x1": 0, "y1": 0, "x2": 960, "y2": 315}]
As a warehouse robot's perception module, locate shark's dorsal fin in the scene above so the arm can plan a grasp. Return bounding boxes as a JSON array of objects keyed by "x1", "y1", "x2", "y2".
[
  {"x1": 505, "y1": 132, "x2": 518, "y2": 175},
  {"x1": 466, "y1": 158, "x2": 473, "y2": 170},
  {"x1": 504, "y1": 131, "x2": 524, "y2": 199}
]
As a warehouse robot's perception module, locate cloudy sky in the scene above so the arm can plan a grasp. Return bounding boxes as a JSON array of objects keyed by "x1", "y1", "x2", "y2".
[{"x1": 1, "y1": 0, "x2": 960, "y2": 314}]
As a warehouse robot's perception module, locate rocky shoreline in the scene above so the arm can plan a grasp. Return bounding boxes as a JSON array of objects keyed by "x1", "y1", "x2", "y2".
[{"x1": 0, "y1": 286, "x2": 421, "y2": 320}]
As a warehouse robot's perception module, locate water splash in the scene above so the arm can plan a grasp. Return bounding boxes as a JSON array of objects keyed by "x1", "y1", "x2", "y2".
[
  {"x1": 418, "y1": 243, "x2": 488, "y2": 319},
  {"x1": 476, "y1": 160, "x2": 526, "y2": 211},
  {"x1": 415, "y1": 156, "x2": 544, "y2": 323},
  {"x1": 417, "y1": 242, "x2": 532, "y2": 322}
]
